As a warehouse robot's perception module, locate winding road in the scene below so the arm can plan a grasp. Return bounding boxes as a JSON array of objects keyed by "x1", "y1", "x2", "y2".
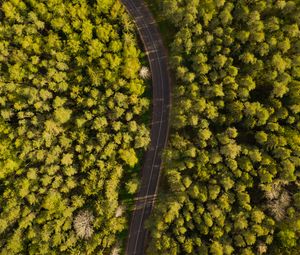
[{"x1": 121, "y1": 0, "x2": 171, "y2": 254}]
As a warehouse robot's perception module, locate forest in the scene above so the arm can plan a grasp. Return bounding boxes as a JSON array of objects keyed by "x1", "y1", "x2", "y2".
[
  {"x1": 0, "y1": 0, "x2": 150, "y2": 254},
  {"x1": 147, "y1": 0, "x2": 300, "y2": 254}
]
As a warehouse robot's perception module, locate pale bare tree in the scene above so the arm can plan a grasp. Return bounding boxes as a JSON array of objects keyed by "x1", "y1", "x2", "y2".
[
  {"x1": 111, "y1": 242, "x2": 121, "y2": 255},
  {"x1": 279, "y1": 190, "x2": 291, "y2": 208},
  {"x1": 139, "y1": 66, "x2": 151, "y2": 79},
  {"x1": 264, "y1": 180, "x2": 291, "y2": 221},
  {"x1": 73, "y1": 210, "x2": 94, "y2": 239},
  {"x1": 115, "y1": 205, "x2": 125, "y2": 218},
  {"x1": 257, "y1": 242, "x2": 267, "y2": 254},
  {"x1": 264, "y1": 183, "x2": 281, "y2": 200},
  {"x1": 268, "y1": 200, "x2": 286, "y2": 221}
]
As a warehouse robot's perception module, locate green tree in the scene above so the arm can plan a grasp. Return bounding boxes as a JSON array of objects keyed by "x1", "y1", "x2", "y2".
[
  {"x1": 126, "y1": 179, "x2": 139, "y2": 194},
  {"x1": 210, "y1": 241, "x2": 223, "y2": 255},
  {"x1": 278, "y1": 230, "x2": 297, "y2": 248},
  {"x1": 119, "y1": 148, "x2": 138, "y2": 167},
  {"x1": 54, "y1": 107, "x2": 72, "y2": 124}
]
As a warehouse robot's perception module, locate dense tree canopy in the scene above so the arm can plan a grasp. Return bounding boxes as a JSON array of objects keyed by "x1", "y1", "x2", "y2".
[
  {"x1": 148, "y1": 0, "x2": 300, "y2": 254},
  {"x1": 0, "y1": 0, "x2": 150, "y2": 254}
]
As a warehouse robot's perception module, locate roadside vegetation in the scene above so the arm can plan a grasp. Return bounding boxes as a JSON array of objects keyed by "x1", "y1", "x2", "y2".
[
  {"x1": 0, "y1": 0, "x2": 150, "y2": 254},
  {"x1": 147, "y1": 0, "x2": 300, "y2": 254}
]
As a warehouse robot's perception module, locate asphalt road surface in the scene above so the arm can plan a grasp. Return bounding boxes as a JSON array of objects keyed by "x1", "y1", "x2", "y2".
[{"x1": 120, "y1": 0, "x2": 171, "y2": 254}]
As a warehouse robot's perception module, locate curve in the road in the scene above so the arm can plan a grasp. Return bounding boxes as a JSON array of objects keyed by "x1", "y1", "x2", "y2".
[{"x1": 120, "y1": 0, "x2": 171, "y2": 254}]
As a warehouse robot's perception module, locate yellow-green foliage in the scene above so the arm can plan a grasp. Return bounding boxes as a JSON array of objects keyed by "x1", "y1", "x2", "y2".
[
  {"x1": 0, "y1": 0, "x2": 150, "y2": 254},
  {"x1": 148, "y1": 0, "x2": 300, "y2": 254}
]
